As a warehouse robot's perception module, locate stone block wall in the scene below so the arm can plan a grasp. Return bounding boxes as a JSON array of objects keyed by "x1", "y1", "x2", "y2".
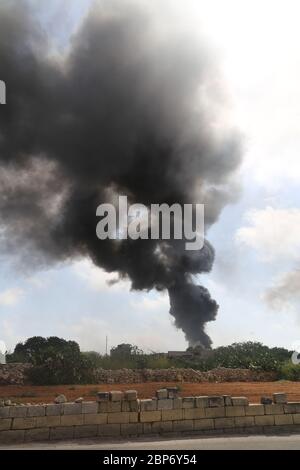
[{"x1": 1, "y1": 390, "x2": 300, "y2": 444}]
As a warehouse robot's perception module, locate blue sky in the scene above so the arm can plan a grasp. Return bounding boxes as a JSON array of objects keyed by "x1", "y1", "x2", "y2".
[{"x1": 1, "y1": 0, "x2": 300, "y2": 353}]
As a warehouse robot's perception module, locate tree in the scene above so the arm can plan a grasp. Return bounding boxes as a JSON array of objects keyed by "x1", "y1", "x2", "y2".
[{"x1": 110, "y1": 343, "x2": 143, "y2": 358}]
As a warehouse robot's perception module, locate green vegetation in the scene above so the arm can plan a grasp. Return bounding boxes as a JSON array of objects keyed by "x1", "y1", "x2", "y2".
[{"x1": 5, "y1": 337, "x2": 297, "y2": 384}]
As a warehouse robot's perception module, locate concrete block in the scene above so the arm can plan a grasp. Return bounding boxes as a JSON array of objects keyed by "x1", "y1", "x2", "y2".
[
  {"x1": 121, "y1": 401, "x2": 130, "y2": 412},
  {"x1": 225, "y1": 406, "x2": 245, "y2": 417},
  {"x1": 143, "y1": 423, "x2": 153, "y2": 434},
  {"x1": 273, "y1": 393, "x2": 287, "y2": 404},
  {"x1": 173, "y1": 420, "x2": 193, "y2": 432},
  {"x1": 182, "y1": 397, "x2": 195, "y2": 409},
  {"x1": 27, "y1": 405, "x2": 46, "y2": 417},
  {"x1": 121, "y1": 423, "x2": 143, "y2": 435},
  {"x1": 195, "y1": 396, "x2": 209, "y2": 408},
  {"x1": 161, "y1": 409, "x2": 183, "y2": 421},
  {"x1": 46, "y1": 404, "x2": 63, "y2": 416},
  {"x1": 208, "y1": 396, "x2": 224, "y2": 407},
  {"x1": 157, "y1": 399, "x2": 173, "y2": 410},
  {"x1": 98, "y1": 424, "x2": 120, "y2": 437},
  {"x1": 245, "y1": 404, "x2": 265, "y2": 416},
  {"x1": 62, "y1": 403, "x2": 82, "y2": 415},
  {"x1": 140, "y1": 399, "x2": 157, "y2": 412},
  {"x1": 12, "y1": 417, "x2": 36, "y2": 430},
  {"x1": 84, "y1": 413, "x2": 108, "y2": 425},
  {"x1": 0, "y1": 419, "x2": 12, "y2": 431},
  {"x1": 82, "y1": 401, "x2": 98, "y2": 414},
  {"x1": 36, "y1": 416, "x2": 61, "y2": 428},
  {"x1": 274, "y1": 414, "x2": 293, "y2": 425},
  {"x1": 0, "y1": 407, "x2": 10, "y2": 418},
  {"x1": 173, "y1": 398, "x2": 183, "y2": 409},
  {"x1": 184, "y1": 408, "x2": 206, "y2": 420},
  {"x1": 284, "y1": 403, "x2": 300, "y2": 414},
  {"x1": 194, "y1": 419, "x2": 214, "y2": 430},
  {"x1": 61, "y1": 414, "x2": 84, "y2": 426},
  {"x1": 107, "y1": 412, "x2": 130, "y2": 424},
  {"x1": 231, "y1": 397, "x2": 249, "y2": 406},
  {"x1": 110, "y1": 391, "x2": 124, "y2": 402},
  {"x1": 264, "y1": 404, "x2": 284, "y2": 415},
  {"x1": 74, "y1": 425, "x2": 98, "y2": 438},
  {"x1": 223, "y1": 396, "x2": 233, "y2": 406},
  {"x1": 97, "y1": 392, "x2": 110, "y2": 402},
  {"x1": 205, "y1": 407, "x2": 225, "y2": 418},
  {"x1": 261, "y1": 396, "x2": 272, "y2": 405},
  {"x1": 234, "y1": 416, "x2": 255, "y2": 427},
  {"x1": 167, "y1": 387, "x2": 179, "y2": 399},
  {"x1": 140, "y1": 411, "x2": 161, "y2": 422},
  {"x1": 50, "y1": 426, "x2": 74, "y2": 440},
  {"x1": 215, "y1": 417, "x2": 235, "y2": 429},
  {"x1": 152, "y1": 421, "x2": 173, "y2": 433},
  {"x1": 130, "y1": 400, "x2": 139, "y2": 412},
  {"x1": 255, "y1": 415, "x2": 275, "y2": 426},
  {"x1": 156, "y1": 389, "x2": 168, "y2": 400},
  {"x1": 9, "y1": 406, "x2": 28, "y2": 418},
  {"x1": 292, "y1": 414, "x2": 300, "y2": 424},
  {"x1": 0, "y1": 430, "x2": 25, "y2": 444},
  {"x1": 124, "y1": 390, "x2": 138, "y2": 401},
  {"x1": 25, "y1": 428, "x2": 50, "y2": 442}
]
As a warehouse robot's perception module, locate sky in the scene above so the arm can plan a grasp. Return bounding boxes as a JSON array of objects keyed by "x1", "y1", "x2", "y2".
[{"x1": 1, "y1": 0, "x2": 300, "y2": 353}]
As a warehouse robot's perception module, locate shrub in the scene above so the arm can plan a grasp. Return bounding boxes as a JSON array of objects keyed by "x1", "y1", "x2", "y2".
[{"x1": 279, "y1": 361, "x2": 300, "y2": 381}]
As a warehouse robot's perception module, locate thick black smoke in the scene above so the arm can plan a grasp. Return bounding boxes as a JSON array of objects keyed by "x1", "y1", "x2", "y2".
[{"x1": 0, "y1": 0, "x2": 242, "y2": 347}]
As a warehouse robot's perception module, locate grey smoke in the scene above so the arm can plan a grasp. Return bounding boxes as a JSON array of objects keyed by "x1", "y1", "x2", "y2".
[{"x1": 0, "y1": 0, "x2": 242, "y2": 347}]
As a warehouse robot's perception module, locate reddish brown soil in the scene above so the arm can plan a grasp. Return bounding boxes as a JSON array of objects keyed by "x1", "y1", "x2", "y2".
[{"x1": 1, "y1": 381, "x2": 300, "y2": 404}]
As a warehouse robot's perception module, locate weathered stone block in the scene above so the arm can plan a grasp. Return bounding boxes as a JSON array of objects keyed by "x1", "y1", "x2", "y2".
[
  {"x1": 274, "y1": 414, "x2": 293, "y2": 425},
  {"x1": 74, "y1": 425, "x2": 98, "y2": 438},
  {"x1": 0, "y1": 419, "x2": 12, "y2": 431},
  {"x1": 161, "y1": 409, "x2": 183, "y2": 421},
  {"x1": 182, "y1": 397, "x2": 195, "y2": 409},
  {"x1": 50, "y1": 426, "x2": 74, "y2": 440},
  {"x1": 98, "y1": 424, "x2": 120, "y2": 436},
  {"x1": 143, "y1": 423, "x2": 152, "y2": 434},
  {"x1": 152, "y1": 421, "x2": 173, "y2": 433},
  {"x1": 205, "y1": 407, "x2": 225, "y2": 418},
  {"x1": 0, "y1": 407, "x2": 10, "y2": 418},
  {"x1": 25, "y1": 428, "x2": 50, "y2": 442},
  {"x1": 54, "y1": 395, "x2": 67, "y2": 404},
  {"x1": 140, "y1": 411, "x2": 161, "y2": 422},
  {"x1": 245, "y1": 404, "x2": 264, "y2": 416},
  {"x1": 273, "y1": 393, "x2": 287, "y2": 404},
  {"x1": 264, "y1": 404, "x2": 284, "y2": 415},
  {"x1": 121, "y1": 401, "x2": 130, "y2": 412},
  {"x1": 157, "y1": 399, "x2": 173, "y2": 410},
  {"x1": 27, "y1": 405, "x2": 46, "y2": 417},
  {"x1": 195, "y1": 396, "x2": 209, "y2": 408},
  {"x1": 61, "y1": 414, "x2": 84, "y2": 426},
  {"x1": 173, "y1": 398, "x2": 183, "y2": 409},
  {"x1": 124, "y1": 390, "x2": 138, "y2": 401},
  {"x1": 107, "y1": 402, "x2": 122, "y2": 413},
  {"x1": 36, "y1": 416, "x2": 61, "y2": 428},
  {"x1": 97, "y1": 392, "x2": 110, "y2": 402},
  {"x1": 130, "y1": 400, "x2": 139, "y2": 412},
  {"x1": 84, "y1": 413, "x2": 107, "y2": 425},
  {"x1": 284, "y1": 403, "x2": 300, "y2": 414},
  {"x1": 110, "y1": 391, "x2": 124, "y2": 402},
  {"x1": 208, "y1": 396, "x2": 224, "y2": 407},
  {"x1": 121, "y1": 423, "x2": 143, "y2": 435},
  {"x1": 234, "y1": 416, "x2": 255, "y2": 427},
  {"x1": 62, "y1": 403, "x2": 82, "y2": 415},
  {"x1": 140, "y1": 399, "x2": 157, "y2": 411},
  {"x1": 46, "y1": 404, "x2": 63, "y2": 416},
  {"x1": 194, "y1": 418, "x2": 214, "y2": 430},
  {"x1": 255, "y1": 415, "x2": 275, "y2": 426},
  {"x1": 261, "y1": 396, "x2": 272, "y2": 405},
  {"x1": 225, "y1": 406, "x2": 245, "y2": 417},
  {"x1": 167, "y1": 387, "x2": 179, "y2": 399},
  {"x1": 9, "y1": 406, "x2": 27, "y2": 418},
  {"x1": 231, "y1": 397, "x2": 249, "y2": 406},
  {"x1": 292, "y1": 414, "x2": 300, "y2": 424},
  {"x1": 107, "y1": 412, "x2": 127, "y2": 424},
  {"x1": 173, "y1": 420, "x2": 193, "y2": 432},
  {"x1": 0, "y1": 430, "x2": 25, "y2": 444},
  {"x1": 82, "y1": 401, "x2": 98, "y2": 414},
  {"x1": 184, "y1": 408, "x2": 206, "y2": 420},
  {"x1": 12, "y1": 417, "x2": 36, "y2": 430},
  {"x1": 223, "y1": 396, "x2": 233, "y2": 406},
  {"x1": 156, "y1": 389, "x2": 168, "y2": 400},
  {"x1": 215, "y1": 417, "x2": 235, "y2": 429}
]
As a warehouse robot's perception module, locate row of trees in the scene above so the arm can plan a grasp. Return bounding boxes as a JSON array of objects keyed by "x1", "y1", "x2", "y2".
[{"x1": 5, "y1": 337, "x2": 300, "y2": 384}]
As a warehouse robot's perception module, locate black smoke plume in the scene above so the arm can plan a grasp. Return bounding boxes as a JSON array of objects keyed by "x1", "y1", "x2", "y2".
[{"x1": 0, "y1": 0, "x2": 242, "y2": 347}]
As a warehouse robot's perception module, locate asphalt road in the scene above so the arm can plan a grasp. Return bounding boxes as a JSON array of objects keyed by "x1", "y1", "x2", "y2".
[{"x1": 1, "y1": 434, "x2": 300, "y2": 450}]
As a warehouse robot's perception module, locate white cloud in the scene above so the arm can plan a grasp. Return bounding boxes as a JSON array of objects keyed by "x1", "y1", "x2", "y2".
[
  {"x1": 0, "y1": 288, "x2": 24, "y2": 306},
  {"x1": 72, "y1": 258, "x2": 131, "y2": 292},
  {"x1": 236, "y1": 207, "x2": 300, "y2": 262}
]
